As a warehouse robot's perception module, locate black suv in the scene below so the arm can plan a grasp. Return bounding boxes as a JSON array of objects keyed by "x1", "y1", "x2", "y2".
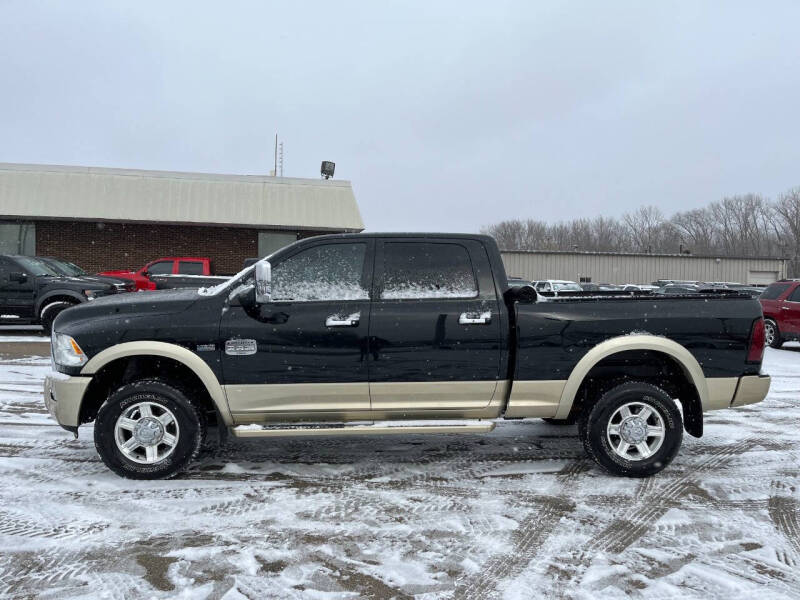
[{"x1": 0, "y1": 255, "x2": 118, "y2": 334}]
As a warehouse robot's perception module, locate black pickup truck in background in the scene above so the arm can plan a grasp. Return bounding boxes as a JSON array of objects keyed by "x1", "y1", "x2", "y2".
[
  {"x1": 0, "y1": 255, "x2": 119, "y2": 334},
  {"x1": 44, "y1": 233, "x2": 770, "y2": 479}
]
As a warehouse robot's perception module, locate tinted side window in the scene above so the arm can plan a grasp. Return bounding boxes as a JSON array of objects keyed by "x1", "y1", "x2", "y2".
[
  {"x1": 787, "y1": 286, "x2": 800, "y2": 302},
  {"x1": 381, "y1": 242, "x2": 477, "y2": 300},
  {"x1": 761, "y1": 283, "x2": 791, "y2": 300},
  {"x1": 148, "y1": 261, "x2": 174, "y2": 275},
  {"x1": 179, "y1": 261, "x2": 204, "y2": 275},
  {"x1": 272, "y1": 243, "x2": 368, "y2": 301}
]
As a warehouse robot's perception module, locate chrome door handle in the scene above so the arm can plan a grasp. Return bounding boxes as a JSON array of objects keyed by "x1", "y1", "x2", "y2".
[
  {"x1": 326, "y1": 312, "x2": 360, "y2": 327},
  {"x1": 459, "y1": 311, "x2": 491, "y2": 325},
  {"x1": 781, "y1": 306, "x2": 790, "y2": 310}
]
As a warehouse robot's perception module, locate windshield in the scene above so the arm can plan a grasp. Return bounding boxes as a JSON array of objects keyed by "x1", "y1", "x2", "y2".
[
  {"x1": 43, "y1": 258, "x2": 85, "y2": 277},
  {"x1": 14, "y1": 256, "x2": 59, "y2": 277}
]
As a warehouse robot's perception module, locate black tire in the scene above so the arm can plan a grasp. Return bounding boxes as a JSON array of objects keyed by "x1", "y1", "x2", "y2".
[
  {"x1": 542, "y1": 416, "x2": 577, "y2": 426},
  {"x1": 40, "y1": 300, "x2": 76, "y2": 335},
  {"x1": 94, "y1": 379, "x2": 206, "y2": 480},
  {"x1": 765, "y1": 319, "x2": 783, "y2": 349},
  {"x1": 579, "y1": 381, "x2": 683, "y2": 477}
]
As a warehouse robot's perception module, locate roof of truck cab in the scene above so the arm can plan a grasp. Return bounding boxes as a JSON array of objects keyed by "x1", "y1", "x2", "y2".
[{"x1": 297, "y1": 232, "x2": 496, "y2": 241}]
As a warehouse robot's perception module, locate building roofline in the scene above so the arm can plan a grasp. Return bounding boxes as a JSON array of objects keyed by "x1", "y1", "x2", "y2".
[
  {"x1": 0, "y1": 161, "x2": 351, "y2": 188},
  {"x1": 498, "y1": 248, "x2": 787, "y2": 261}
]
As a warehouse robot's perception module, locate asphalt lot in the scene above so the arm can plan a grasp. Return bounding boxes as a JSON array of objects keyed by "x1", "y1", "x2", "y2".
[{"x1": 0, "y1": 335, "x2": 799, "y2": 599}]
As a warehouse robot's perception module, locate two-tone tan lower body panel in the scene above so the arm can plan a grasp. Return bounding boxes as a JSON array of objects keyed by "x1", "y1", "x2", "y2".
[
  {"x1": 225, "y1": 380, "x2": 508, "y2": 424},
  {"x1": 504, "y1": 380, "x2": 565, "y2": 418}
]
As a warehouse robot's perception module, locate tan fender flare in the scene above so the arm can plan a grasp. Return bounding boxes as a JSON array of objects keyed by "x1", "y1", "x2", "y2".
[
  {"x1": 554, "y1": 334, "x2": 708, "y2": 420},
  {"x1": 81, "y1": 341, "x2": 233, "y2": 426}
]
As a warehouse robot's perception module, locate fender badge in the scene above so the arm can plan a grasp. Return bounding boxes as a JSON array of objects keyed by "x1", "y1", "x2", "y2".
[
  {"x1": 225, "y1": 339, "x2": 257, "y2": 356},
  {"x1": 196, "y1": 344, "x2": 216, "y2": 352}
]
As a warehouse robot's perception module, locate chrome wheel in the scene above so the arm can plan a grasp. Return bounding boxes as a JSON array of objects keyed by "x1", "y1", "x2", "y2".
[
  {"x1": 765, "y1": 320, "x2": 776, "y2": 346},
  {"x1": 606, "y1": 401, "x2": 665, "y2": 461},
  {"x1": 114, "y1": 401, "x2": 180, "y2": 464}
]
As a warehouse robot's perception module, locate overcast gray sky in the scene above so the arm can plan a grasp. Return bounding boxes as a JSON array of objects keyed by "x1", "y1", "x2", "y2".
[{"x1": 1, "y1": 1, "x2": 799, "y2": 232}]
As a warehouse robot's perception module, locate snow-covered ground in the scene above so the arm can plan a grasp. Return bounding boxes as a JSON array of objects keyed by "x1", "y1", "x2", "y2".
[{"x1": 0, "y1": 339, "x2": 799, "y2": 599}]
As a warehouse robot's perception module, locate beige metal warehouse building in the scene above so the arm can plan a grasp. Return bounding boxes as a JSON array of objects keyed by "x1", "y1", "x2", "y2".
[
  {"x1": 501, "y1": 250, "x2": 788, "y2": 286},
  {"x1": 0, "y1": 162, "x2": 364, "y2": 274}
]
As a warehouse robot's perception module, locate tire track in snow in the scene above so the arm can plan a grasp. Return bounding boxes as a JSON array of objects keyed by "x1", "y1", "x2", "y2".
[
  {"x1": 768, "y1": 480, "x2": 800, "y2": 562},
  {"x1": 450, "y1": 459, "x2": 584, "y2": 599},
  {"x1": 587, "y1": 437, "x2": 756, "y2": 554}
]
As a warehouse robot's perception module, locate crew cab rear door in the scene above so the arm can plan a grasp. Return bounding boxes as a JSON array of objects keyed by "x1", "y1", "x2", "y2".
[
  {"x1": 220, "y1": 239, "x2": 374, "y2": 420},
  {"x1": 368, "y1": 238, "x2": 504, "y2": 412}
]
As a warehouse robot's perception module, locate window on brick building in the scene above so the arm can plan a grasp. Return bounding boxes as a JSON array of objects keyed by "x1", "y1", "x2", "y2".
[
  {"x1": 258, "y1": 231, "x2": 298, "y2": 258},
  {"x1": 0, "y1": 222, "x2": 35, "y2": 255}
]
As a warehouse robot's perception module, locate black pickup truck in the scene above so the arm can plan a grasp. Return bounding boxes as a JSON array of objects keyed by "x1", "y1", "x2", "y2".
[
  {"x1": 44, "y1": 233, "x2": 770, "y2": 479},
  {"x1": 0, "y1": 255, "x2": 119, "y2": 334}
]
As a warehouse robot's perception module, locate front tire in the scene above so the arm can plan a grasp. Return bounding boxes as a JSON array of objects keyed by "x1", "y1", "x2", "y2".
[
  {"x1": 94, "y1": 379, "x2": 205, "y2": 479},
  {"x1": 580, "y1": 381, "x2": 683, "y2": 477},
  {"x1": 765, "y1": 319, "x2": 783, "y2": 349}
]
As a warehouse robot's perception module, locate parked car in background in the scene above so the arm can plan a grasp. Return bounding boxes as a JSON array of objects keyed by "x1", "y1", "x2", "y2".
[
  {"x1": 0, "y1": 255, "x2": 118, "y2": 334},
  {"x1": 652, "y1": 279, "x2": 698, "y2": 287},
  {"x1": 99, "y1": 257, "x2": 222, "y2": 291},
  {"x1": 533, "y1": 279, "x2": 582, "y2": 294},
  {"x1": 623, "y1": 284, "x2": 658, "y2": 292},
  {"x1": 580, "y1": 282, "x2": 622, "y2": 292},
  {"x1": 39, "y1": 257, "x2": 135, "y2": 293},
  {"x1": 759, "y1": 280, "x2": 800, "y2": 348}
]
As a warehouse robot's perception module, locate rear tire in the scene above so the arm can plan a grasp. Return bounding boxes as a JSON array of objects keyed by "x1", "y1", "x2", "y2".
[
  {"x1": 765, "y1": 319, "x2": 783, "y2": 349},
  {"x1": 94, "y1": 379, "x2": 205, "y2": 479},
  {"x1": 579, "y1": 381, "x2": 683, "y2": 477},
  {"x1": 39, "y1": 300, "x2": 77, "y2": 335}
]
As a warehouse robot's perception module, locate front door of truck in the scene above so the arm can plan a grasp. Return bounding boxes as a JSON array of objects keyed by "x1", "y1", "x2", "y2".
[
  {"x1": 220, "y1": 240, "x2": 374, "y2": 421},
  {"x1": 368, "y1": 238, "x2": 504, "y2": 412}
]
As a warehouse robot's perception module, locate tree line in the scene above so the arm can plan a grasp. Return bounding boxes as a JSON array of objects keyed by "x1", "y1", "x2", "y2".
[{"x1": 482, "y1": 188, "x2": 800, "y2": 277}]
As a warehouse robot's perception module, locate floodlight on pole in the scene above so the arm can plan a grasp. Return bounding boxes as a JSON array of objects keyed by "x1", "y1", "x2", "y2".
[{"x1": 321, "y1": 161, "x2": 335, "y2": 179}]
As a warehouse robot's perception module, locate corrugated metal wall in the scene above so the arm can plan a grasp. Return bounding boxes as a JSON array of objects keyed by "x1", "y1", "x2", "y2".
[{"x1": 501, "y1": 251, "x2": 787, "y2": 285}]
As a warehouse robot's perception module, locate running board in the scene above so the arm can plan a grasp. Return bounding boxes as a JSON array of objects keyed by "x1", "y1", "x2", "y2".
[{"x1": 231, "y1": 420, "x2": 496, "y2": 438}]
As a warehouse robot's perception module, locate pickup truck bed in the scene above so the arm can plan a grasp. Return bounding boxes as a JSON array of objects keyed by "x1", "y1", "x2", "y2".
[{"x1": 44, "y1": 233, "x2": 770, "y2": 479}]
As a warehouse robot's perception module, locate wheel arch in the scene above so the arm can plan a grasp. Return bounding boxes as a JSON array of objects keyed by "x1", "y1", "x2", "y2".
[
  {"x1": 555, "y1": 335, "x2": 707, "y2": 437},
  {"x1": 80, "y1": 341, "x2": 233, "y2": 426},
  {"x1": 35, "y1": 291, "x2": 84, "y2": 316}
]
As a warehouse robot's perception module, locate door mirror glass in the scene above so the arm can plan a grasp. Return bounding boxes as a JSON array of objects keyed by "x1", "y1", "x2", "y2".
[
  {"x1": 255, "y1": 260, "x2": 272, "y2": 303},
  {"x1": 9, "y1": 272, "x2": 27, "y2": 283}
]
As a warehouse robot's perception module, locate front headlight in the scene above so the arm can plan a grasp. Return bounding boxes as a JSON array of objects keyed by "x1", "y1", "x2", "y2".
[{"x1": 53, "y1": 334, "x2": 88, "y2": 367}]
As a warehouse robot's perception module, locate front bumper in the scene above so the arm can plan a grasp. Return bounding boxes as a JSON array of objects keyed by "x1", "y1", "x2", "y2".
[
  {"x1": 44, "y1": 374, "x2": 92, "y2": 431},
  {"x1": 731, "y1": 374, "x2": 771, "y2": 408}
]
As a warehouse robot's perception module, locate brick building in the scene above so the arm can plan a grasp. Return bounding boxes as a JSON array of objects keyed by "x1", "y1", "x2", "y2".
[{"x1": 0, "y1": 163, "x2": 364, "y2": 274}]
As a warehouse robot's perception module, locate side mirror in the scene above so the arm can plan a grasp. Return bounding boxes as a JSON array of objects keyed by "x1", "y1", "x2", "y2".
[
  {"x1": 141, "y1": 270, "x2": 150, "y2": 278},
  {"x1": 254, "y1": 260, "x2": 272, "y2": 303},
  {"x1": 9, "y1": 272, "x2": 27, "y2": 283}
]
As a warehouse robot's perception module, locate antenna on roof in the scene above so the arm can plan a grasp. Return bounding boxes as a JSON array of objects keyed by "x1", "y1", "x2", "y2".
[{"x1": 272, "y1": 133, "x2": 278, "y2": 177}]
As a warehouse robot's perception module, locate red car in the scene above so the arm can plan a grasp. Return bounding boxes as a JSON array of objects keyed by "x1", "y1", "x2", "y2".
[
  {"x1": 99, "y1": 257, "x2": 213, "y2": 291},
  {"x1": 759, "y1": 279, "x2": 800, "y2": 348}
]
